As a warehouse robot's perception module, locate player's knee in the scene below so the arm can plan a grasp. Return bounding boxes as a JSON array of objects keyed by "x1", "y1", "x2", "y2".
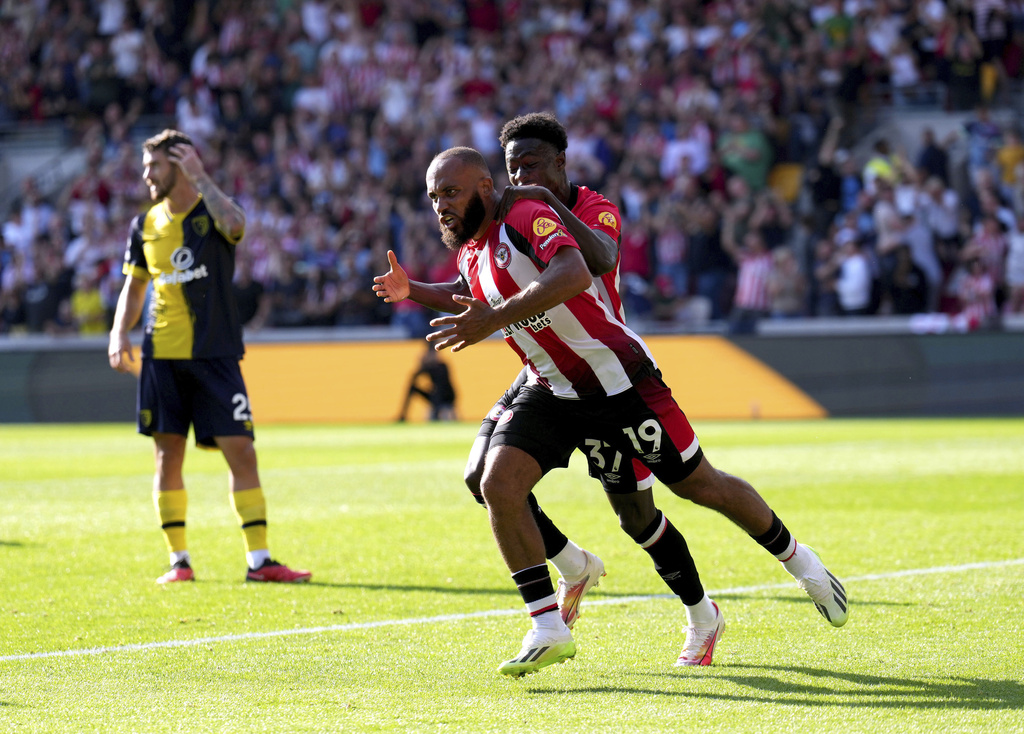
[
  {"x1": 153, "y1": 436, "x2": 186, "y2": 472},
  {"x1": 670, "y1": 467, "x2": 731, "y2": 510},
  {"x1": 610, "y1": 493, "x2": 659, "y2": 532},
  {"x1": 464, "y1": 463, "x2": 484, "y2": 498},
  {"x1": 479, "y1": 477, "x2": 528, "y2": 515},
  {"x1": 464, "y1": 436, "x2": 488, "y2": 502}
]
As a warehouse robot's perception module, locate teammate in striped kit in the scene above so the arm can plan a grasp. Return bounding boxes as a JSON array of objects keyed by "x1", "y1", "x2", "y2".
[
  {"x1": 374, "y1": 146, "x2": 848, "y2": 677},
  {"x1": 461, "y1": 113, "x2": 723, "y2": 668},
  {"x1": 109, "y1": 130, "x2": 310, "y2": 585}
]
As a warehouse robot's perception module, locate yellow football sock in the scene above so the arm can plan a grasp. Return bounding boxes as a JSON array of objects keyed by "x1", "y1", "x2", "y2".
[
  {"x1": 230, "y1": 487, "x2": 268, "y2": 554},
  {"x1": 154, "y1": 489, "x2": 188, "y2": 554}
]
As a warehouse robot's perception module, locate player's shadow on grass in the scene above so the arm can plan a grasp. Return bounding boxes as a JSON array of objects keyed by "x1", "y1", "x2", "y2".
[
  {"x1": 301, "y1": 581, "x2": 518, "y2": 594},
  {"x1": 302, "y1": 581, "x2": 654, "y2": 597},
  {"x1": 714, "y1": 591, "x2": 911, "y2": 609},
  {"x1": 0, "y1": 540, "x2": 25, "y2": 547},
  {"x1": 544, "y1": 664, "x2": 1023, "y2": 711}
]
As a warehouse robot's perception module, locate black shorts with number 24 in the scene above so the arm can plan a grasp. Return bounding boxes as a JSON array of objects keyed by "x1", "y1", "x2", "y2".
[{"x1": 137, "y1": 356, "x2": 255, "y2": 448}]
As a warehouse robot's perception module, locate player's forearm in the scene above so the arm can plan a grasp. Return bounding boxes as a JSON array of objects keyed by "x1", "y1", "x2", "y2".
[
  {"x1": 192, "y1": 171, "x2": 246, "y2": 239},
  {"x1": 491, "y1": 249, "x2": 591, "y2": 328},
  {"x1": 110, "y1": 280, "x2": 145, "y2": 335},
  {"x1": 408, "y1": 280, "x2": 469, "y2": 313},
  {"x1": 544, "y1": 196, "x2": 618, "y2": 275}
]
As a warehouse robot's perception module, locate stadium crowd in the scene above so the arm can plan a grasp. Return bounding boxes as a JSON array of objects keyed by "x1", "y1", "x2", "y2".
[{"x1": 1, "y1": 0, "x2": 1024, "y2": 338}]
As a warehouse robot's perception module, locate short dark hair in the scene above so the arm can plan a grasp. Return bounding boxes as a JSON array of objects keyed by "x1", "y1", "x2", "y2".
[
  {"x1": 498, "y1": 112, "x2": 568, "y2": 152},
  {"x1": 143, "y1": 129, "x2": 194, "y2": 155}
]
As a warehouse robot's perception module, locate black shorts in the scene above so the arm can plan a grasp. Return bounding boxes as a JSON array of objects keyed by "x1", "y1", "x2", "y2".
[
  {"x1": 478, "y1": 370, "x2": 663, "y2": 493},
  {"x1": 489, "y1": 377, "x2": 703, "y2": 486},
  {"x1": 138, "y1": 357, "x2": 255, "y2": 448}
]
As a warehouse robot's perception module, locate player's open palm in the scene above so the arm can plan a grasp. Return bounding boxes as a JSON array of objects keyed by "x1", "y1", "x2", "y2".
[{"x1": 373, "y1": 250, "x2": 410, "y2": 303}]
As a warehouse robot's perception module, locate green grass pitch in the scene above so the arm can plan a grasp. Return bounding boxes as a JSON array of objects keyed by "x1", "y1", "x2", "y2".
[{"x1": 1, "y1": 419, "x2": 1022, "y2": 733}]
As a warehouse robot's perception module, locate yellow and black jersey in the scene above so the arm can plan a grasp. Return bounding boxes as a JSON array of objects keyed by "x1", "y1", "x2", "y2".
[{"x1": 123, "y1": 196, "x2": 245, "y2": 360}]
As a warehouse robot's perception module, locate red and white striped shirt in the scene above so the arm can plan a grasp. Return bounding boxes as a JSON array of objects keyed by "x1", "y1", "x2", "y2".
[
  {"x1": 734, "y1": 251, "x2": 773, "y2": 311},
  {"x1": 568, "y1": 184, "x2": 625, "y2": 323},
  {"x1": 458, "y1": 199, "x2": 656, "y2": 399}
]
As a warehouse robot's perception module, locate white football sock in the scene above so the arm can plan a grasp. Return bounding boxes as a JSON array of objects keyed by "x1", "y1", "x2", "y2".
[
  {"x1": 247, "y1": 549, "x2": 270, "y2": 569},
  {"x1": 781, "y1": 541, "x2": 814, "y2": 579},
  {"x1": 532, "y1": 610, "x2": 569, "y2": 635},
  {"x1": 170, "y1": 550, "x2": 191, "y2": 565},
  {"x1": 549, "y1": 539, "x2": 589, "y2": 579},
  {"x1": 685, "y1": 594, "x2": 719, "y2": 627}
]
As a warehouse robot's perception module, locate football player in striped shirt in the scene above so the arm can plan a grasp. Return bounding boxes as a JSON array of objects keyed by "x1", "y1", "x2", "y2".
[
  {"x1": 109, "y1": 130, "x2": 310, "y2": 585},
  {"x1": 374, "y1": 147, "x2": 847, "y2": 677},
  {"x1": 461, "y1": 113, "x2": 723, "y2": 668}
]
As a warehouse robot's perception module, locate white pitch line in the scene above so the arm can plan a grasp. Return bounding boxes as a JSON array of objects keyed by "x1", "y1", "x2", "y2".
[{"x1": 3, "y1": 557, "x2": 1022, "y2": 663}]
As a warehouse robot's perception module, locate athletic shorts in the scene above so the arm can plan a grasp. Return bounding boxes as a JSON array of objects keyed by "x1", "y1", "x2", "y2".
[
  {"x1": 138, "y1": 357, "x2": 255, "y2": 448},
  {"x1": 489, "y1": 376, "x2": 703, "y2": 487},
  {"x1": 477, "y1": 371, "x2": 656, "y2": 493}
]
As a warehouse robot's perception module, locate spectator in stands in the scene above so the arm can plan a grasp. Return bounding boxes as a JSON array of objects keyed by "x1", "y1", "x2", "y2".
[
  {"x1": 901, "y1": 208, "x2": 944, "y2": 313},
  {"x1": 872, "y1": 181, "x2": 906, "y2": 303},
  {"x1": 994, "y1": 127, "x2": 1024, "y2": 199},
  {"x1": 888, "y1": 38, "x2": 924, "y2": 106},
  {"x1": 723, "y1": 225, "x2": 773, "y2": 335},
  {"x1": 263, "y1": 249, "x2": 307, "y2": 328},
  {"x1": 885, "y1": 244, "x2": 929, "y2": 315},
  {"x1": 749, "y1": 187, "x2": 793, "y2": 250},
  {"x1": 811, "y1": 237, "x2": 841, "y2": 317},
  {"x1": 805, "y1": 115, "x2": 846, "y2": 238},
  {"x1": 834, "y1": 231, "x2": 876, "y2": 316},
  {"x1": 944, "y1": 14, "x2": 985, "y2": 111},
  {"x1": 971, "y1": 212, "x2": 1010, "y2": 301},
  {"x1": 920, "y1": 174, "x2": 963, "y2": 272},
  {"x1": 686, "y1": 198, "x2": 732, "y2": 321},
  {"x1": 862, "y1": 138, "x2": 901, "y2": 196},
  {"x1": 1005, "y1": 216, "x2": 1024, "y2": 315},
  {"x1": 70, "y1": 267, "x2": 108, "y2": 334},
  {"x1": 2, "y1": 0, "x2": 1024, "y2": 336},
  {"x1": 23, "y1": 237, "x2": 72, "y2": 334},
  {"x1": 716, "y1": 111, "x2": 773, "y2": 192},
  {"x1": 956, "y1": 253, "x2": 999, "y2": 329},
  {"x1": 915, "y1": 126, "x2": 954, "y2": 186},
  {"x1": 767, "y1": 246, "x2": 808, "y2": 320},
  {"x1": 961, "y1": 105, "x2": 1004, "y2": 173},
  {"x1": 232, "y1": 255, "x2": 268, "y2": 329}
]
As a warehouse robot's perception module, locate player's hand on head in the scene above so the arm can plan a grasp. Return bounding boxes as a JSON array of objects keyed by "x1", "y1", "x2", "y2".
[
  {"x1": 169, "y1": 143, "x2": 203, "y2": 181},
  {"x1": 372, "y1": 249, "x2": 410, "y2": 303}
]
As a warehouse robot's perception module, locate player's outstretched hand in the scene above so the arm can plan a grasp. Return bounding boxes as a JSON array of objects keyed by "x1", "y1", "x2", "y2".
[
  {"x1": 426, "y1": 294, "x2": 497, "y2": 352},
  {"x1": 372, "y1": 249, "x2": 410, "y2": 303},
  {"x1": 496, "y1": 184, "x2": 550, "y2": 223}
]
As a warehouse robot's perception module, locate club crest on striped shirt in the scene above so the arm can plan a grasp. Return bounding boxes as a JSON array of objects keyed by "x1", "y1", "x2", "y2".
[{"x1": 493, "y1": 242, "x2": 511, "y2": 268}]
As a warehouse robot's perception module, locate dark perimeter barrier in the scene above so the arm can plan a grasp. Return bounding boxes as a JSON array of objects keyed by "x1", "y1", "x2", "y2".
[{"x1": 1, "y1": 322, "x2": 1022, "y2": 423}]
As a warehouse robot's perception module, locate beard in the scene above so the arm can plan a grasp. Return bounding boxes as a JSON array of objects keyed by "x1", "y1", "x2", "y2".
[
  {"x1": 148, "y1": 167, "x2": 177, "y2": 201},
  {"x1": 439, "y1": 191, "x2": 486, "y2": 251}
]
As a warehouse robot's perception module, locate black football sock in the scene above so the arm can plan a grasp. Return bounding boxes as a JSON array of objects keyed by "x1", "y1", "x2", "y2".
[{"x1": 632, "y1": 510, "x2": 705, "y2": 606}]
